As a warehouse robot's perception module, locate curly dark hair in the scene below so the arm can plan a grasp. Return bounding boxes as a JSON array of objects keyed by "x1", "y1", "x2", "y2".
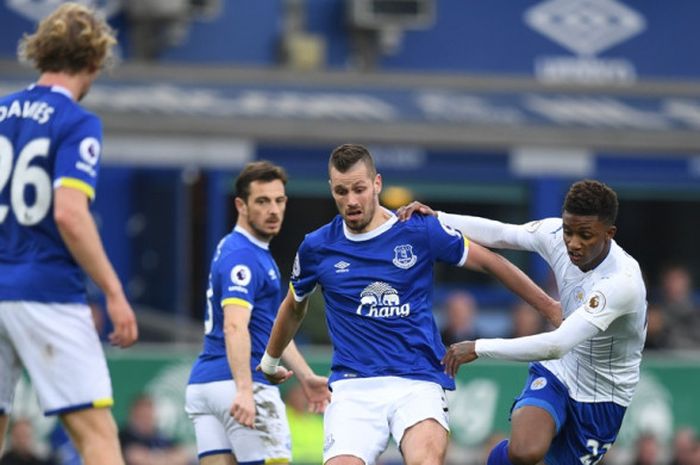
[
  {"x1": 235, "y1": 161, "x2": 288, "y2": 201},
  {"x1": 328, "y1": 144, "x2": 377, "y2": 177},
  {"x1": 563, "y1": 180, "x2": 618, "y2": 225}
]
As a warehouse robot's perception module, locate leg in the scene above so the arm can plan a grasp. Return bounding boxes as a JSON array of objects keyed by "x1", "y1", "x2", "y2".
[
  {"x1": 326, "y1": 455, "x2": 365, "y2": 465},
  {"x1": 0, "y1": 414, "x2": 8, "y2": 455},
  {"x1": 505, "y1": 406, "x2": 556, "y2": 465},
  {"x1": 400, "y1": 419, "x2": 449, "y2": 465},
  {"x1": 60, "y1": 407, "x2": 124, "y2": 465},
  {"x1": 200, "y1": 453, "x2": 236, "y2": 465}
]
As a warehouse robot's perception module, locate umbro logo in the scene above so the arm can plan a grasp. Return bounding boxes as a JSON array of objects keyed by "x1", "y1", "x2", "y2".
[{"x1": 334, "y1": 261, "x2": 351, "y2": 273}]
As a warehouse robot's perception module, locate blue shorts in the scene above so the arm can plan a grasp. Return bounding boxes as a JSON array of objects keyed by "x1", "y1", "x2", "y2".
[{"x1": 511, "y1": 363, "x2": 626, "y2": 465}]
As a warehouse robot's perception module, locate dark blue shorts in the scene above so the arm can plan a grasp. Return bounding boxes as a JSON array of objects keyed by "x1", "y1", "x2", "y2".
[{"x1": 511, "y1": 363, "x2": 627, "y2": 465}]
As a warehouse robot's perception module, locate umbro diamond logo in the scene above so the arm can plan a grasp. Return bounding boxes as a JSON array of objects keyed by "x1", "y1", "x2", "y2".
[{"x1": 334, "y1": 261, "x2": 351, "y2": 273}]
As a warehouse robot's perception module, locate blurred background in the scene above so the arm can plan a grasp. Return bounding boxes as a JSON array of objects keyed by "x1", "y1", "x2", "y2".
[{"x1": 1, "y1": 0, "x2": 700, "y2": 464}]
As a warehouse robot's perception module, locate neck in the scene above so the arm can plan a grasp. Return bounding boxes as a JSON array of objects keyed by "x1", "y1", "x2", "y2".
[
  {"x1": 360, "y1": 206, "x2": 392, "y2": 233},
  {"x1": 37, "y1": 71, "x2": 90, "y2": 101},
  {"x1": 236, "y1": 222, "x2": 271, "y2": 246},
  {"x1": 580, "y1": 240, "x2": 612, "y2": 272}
]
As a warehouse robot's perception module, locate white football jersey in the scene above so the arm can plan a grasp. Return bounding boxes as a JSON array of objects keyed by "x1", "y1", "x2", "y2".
[{"x1": 438, "y1": 214, "x2": 647, "y2": 406}]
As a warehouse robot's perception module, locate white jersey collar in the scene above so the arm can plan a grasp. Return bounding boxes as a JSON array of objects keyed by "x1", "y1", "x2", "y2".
[
  {"x1": 343, "y1": 208, "x2": 397, "y2": 242},
  {"x1": 234, "y1": 225, "x2": 270, "y2": 250},
  {"x1": 29, "y1": 83, "x2": 73, "y2": 99}
]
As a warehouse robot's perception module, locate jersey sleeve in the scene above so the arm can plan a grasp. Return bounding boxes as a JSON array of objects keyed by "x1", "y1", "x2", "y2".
[
  {"x1": 216, "y1": 249, "x2": 262, "y2": 310},
  {"x1": 53, "y1": 113, "x2": 102, "y2": 201},
  {"x1": 426, "y1": 215, "x2": 469, "y2": 266},
  {"x1": 437, "y1": 213, "x2": 562, "y2": 265},
  {"x1": 289, "y1": 238, "x2": 319, "y2": 302},
  {"x1": 577, "y1": 275, "x2": 638, "y2": 331}
]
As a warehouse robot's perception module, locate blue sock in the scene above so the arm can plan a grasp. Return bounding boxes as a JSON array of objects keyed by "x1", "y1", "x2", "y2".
[{"x1": 487, "y1": 439, "x2": 515, "y2": 465}]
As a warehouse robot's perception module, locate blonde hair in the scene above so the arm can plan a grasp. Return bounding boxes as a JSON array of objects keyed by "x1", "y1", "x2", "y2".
[{"x1": 18, "y1": 2, "x2": 117, "y2": 74}]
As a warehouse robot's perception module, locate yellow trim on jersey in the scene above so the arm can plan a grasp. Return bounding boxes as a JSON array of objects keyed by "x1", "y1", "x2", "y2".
[
  {"x1": 221, "y1": 297, "x2": 253, "y2": 310},
  {"x1": 56, "y1": 177, "x2": 95, "y2": 200},
  {"x1": 265, "y1": 458, "x2": 290, "y2": 464},
  {"x1": 463, "y1": 235, "x2": 470, "y2": 249},
  {"x1": 92, "y1": 398, "x2": 114, "y2": 409},
  {"x1": 289, "y1": 281, "x2": 298, "y2": 298}
]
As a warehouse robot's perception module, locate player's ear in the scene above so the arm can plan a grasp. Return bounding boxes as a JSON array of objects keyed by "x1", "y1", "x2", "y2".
[
  {"x1": 606, "y1": 225, "x2": 617, "y2": 240},
  {"x1": 235, "y1": 196, "x2": 247, "y2": 216},
  {"x1": 375, "y1": 173, "x2": 382, "y2": 194}
]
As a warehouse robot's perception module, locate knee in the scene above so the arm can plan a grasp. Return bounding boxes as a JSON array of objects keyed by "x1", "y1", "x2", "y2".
[
  {"x1": 63, "y1": 409, "x2": 119, "y2": 451},
  {"x1": 508, "y1": 439, "x2": 547, "y2": 465}
]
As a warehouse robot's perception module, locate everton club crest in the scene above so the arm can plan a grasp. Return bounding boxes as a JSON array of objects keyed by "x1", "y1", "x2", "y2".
[{"x1": 392, "y1": 244, "x2": 417, "y2": 269}]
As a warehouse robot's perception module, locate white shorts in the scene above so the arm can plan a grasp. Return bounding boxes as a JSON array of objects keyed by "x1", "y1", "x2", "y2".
[
  {"x1": 0, "y1": 301, "x2": 112, "y2": 415},
  {"x1": 185, "y1": 380, "x2": 291, "y2": 463},
  {"x1": 324, "y1": 377, "x2": 449, "y2": 465}
]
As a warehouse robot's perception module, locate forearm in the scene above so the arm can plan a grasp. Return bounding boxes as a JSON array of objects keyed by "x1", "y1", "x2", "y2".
[
  {"x1": 281, "y1": 339, "x2": 314, "y2": 381},
  {"x1": 266, "y1": 293, "x2": 307, "y2": 358},
  {"x1": 476, "y1": 311, "x2": 600, "y2": 361},
  {"x1": 55, "y1": 203, "x2": 123, "y2": 298},
  {"x1": 438, "y1": 212, "x2": 522, "y2": 250},
  {"x1": 225, "y1": 326, "x2": 253, "y2": 391},
  {"x1": 482, "y1": 252, "x2": 557, "y2": 321}
]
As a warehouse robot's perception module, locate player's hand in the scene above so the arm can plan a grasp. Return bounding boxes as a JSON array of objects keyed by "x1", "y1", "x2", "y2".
[
  {"x1": 106, "y1": 293, "x2": 138, "y2": 348},
  {"x1": 256, "y1": 364, "x2": 294, "y2": 385},
  {"x1": 231, "y1": 389, "x2": 256, "y2": 428},
  {"x1": 300, "y1": 374, "x2": 331, "y2": 413},
  {"x1": 396, "y1": 201, "x2": 437, "y2": 222},
  {"x1": 442, "y1": 341, "x2": 478, "y2": 377}
]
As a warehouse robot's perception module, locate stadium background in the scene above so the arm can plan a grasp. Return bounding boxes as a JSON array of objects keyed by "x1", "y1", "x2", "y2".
[{"x1": 2, "y1": 1, "x2": 700, "y2": 464}]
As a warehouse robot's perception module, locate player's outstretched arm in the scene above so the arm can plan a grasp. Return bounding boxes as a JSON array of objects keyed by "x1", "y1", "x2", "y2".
[
  {"x1": 223, "y1": 304, "x2": 256, "y2": 428},
  {"x1": 259, "y1": 289, "x2": 309, "y2": 384},
  {"x1": 463, "y1": 242, "x2": 562, "y2": 327},
  {"x1": 396, "y1": 201, "x2": 437, "y2": 220},
  {"x1": 442, "y1": 311, "x2": 601, "y2": 377},
  {"x1": 54, "y1": 187, "x2": 138, "y2": 347},
  {"x1": 398, "y1": 201, "x2": 526, "y2": 251},
  {"x1": 282, "y1": 340, "x2": 331, "y2": 413}
]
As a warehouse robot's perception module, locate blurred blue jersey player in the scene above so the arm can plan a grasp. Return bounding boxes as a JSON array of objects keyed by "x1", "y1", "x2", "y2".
[
  {"x1": 259, "y1": 144, "x2": 560, "y2": 465},
  {"x1": 185, "y1": 161, "x2": 330, "y2": 465},
  {"x1": 398, "y1": 180, "x2": 646, "y2": 465},
  {"x1": 0, "y1": 4, "x2": 138, "y2": 465}
]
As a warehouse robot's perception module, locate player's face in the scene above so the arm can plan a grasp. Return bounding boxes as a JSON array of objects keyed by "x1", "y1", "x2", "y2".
[
  {"x1": 329, "y1": 161, "x2": 382, "y2": 233},
  {"x1": 562, "y1": 211, "x2": 616, "y2": 272},
  {"x1": 237, "y1": 179, "x2": 287, "y2": 241}
]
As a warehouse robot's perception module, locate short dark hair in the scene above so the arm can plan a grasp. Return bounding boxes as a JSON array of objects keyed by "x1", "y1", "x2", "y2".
[
  {"x1": 563, "y1": 179, "x2": 618, "y2": 225},
  {"x1": 328, "y1": 144, "x2": 377, "y2": 177},
  {"x1": 235, "y1": 161, "x2": 287, "y2": 201}
]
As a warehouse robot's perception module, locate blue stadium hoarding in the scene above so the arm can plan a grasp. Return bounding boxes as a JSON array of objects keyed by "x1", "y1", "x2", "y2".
[{"x1": 1, "y1": 0, "x2": 698, "y2": 80}]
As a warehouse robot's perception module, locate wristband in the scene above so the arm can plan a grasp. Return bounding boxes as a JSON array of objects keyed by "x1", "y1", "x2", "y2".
[{"x1": 260, "y1": 351, "x2": 281, "y2": 375}]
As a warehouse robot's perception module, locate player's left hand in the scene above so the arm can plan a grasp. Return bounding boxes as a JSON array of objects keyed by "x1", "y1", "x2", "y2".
[
  {"x1": 256, "y1": 364, "x2": 294, "y2": 385},
  {"x1": 442, "y1": 341, "x2": 478, "y2": 377},
  {"x1": 300, "y1": 374, "x2": 331, "y2": 413}
]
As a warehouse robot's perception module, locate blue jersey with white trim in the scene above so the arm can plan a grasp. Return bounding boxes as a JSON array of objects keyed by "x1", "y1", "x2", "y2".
[
  {"x1": 291, "y1": 212, "x2": 468, "y2": 389},
  {"x1": 0, "y1": 85, "x2": 102, "y2": 303},
  {"x1": 189, "y1": 227, "x2": 283, "y2": 385}
]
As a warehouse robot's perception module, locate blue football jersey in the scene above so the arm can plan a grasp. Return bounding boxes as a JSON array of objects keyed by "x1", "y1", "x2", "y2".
[
  {"x1": 189, "y1": 227, "x2": 284, "y2": 385},
  {"x1": 0, "y1": 85, "x2": 102, "y2": 303},
  {"x1": 291, "y1": 210, "x2": 469, "y2": 389}
]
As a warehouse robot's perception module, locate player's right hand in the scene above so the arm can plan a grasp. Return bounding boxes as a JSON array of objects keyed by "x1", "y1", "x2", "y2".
[
  {"x1": 106, "y1": 293, "x2": 138, "y2": 348},
  {"x1": 256, "y1": 364, "x2": 294, "y2": 385},
  {"x1": 442, "y1": 340, "x2": 478, "y2": 377},
  {"x1": 231, "y1": 390, "x2": 256, "y2": 428},
  {"x1": 396, "y1": 201, "x2": 437, "y2": 221}
]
